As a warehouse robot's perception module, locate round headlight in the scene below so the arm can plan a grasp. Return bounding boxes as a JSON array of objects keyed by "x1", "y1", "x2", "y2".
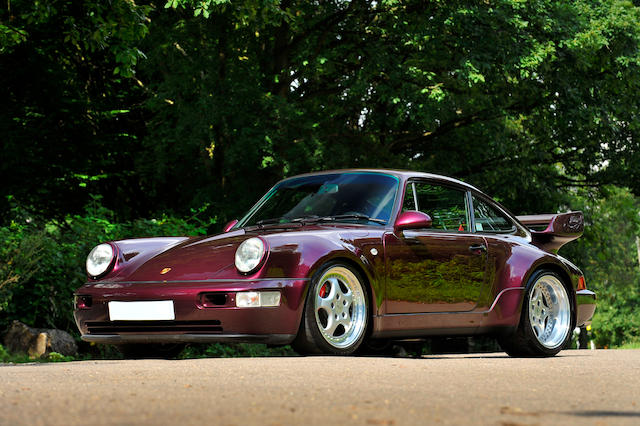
[
  {"x1": 86, "y1": 243, "x2": 115, "y2": 278},
  {"x1": 235, "y1": 237, "x2": 266, "y2": 273}
]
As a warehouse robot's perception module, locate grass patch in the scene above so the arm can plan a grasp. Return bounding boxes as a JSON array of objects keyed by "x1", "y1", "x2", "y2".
[
  {"x1": 0, "y1": 342, "x2": 299, "y2": 363},
  {"x1": 614, "y1": 341, "x2": 640, "y2": 349},
  {"x1": 0, "y1": 344, "x2": 76, "y2": 363}
]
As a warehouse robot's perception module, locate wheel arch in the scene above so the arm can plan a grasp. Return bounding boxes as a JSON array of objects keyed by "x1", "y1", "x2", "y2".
[
  {"x1": 304, "y1": 254, "x2": 379, "y2": 344},
  {"x1": 496, "y1": 262, "x2": 577, "y2": 356},
  {"x1": 306, "y1": 247, "x2": 382, "y2": 313},
  {"x1": 518, "y1": 262, "x2": 578, "y2": 329},
  {"x1": 311, "y1": 255, "x2": 377, "y2": 316},
  {"x1": 293, "y1": 255, "x2": 376, "y2": 354}
]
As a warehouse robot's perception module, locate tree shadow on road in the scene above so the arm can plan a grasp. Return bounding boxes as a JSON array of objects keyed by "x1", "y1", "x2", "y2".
[{"x1": 565, "y1": 410, "x2": 640, "y2": 418}]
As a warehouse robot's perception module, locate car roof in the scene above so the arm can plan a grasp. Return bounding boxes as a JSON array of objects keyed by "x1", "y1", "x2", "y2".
[{"x1": 281, "y1": 168, "x2": 483, "y2": 193}]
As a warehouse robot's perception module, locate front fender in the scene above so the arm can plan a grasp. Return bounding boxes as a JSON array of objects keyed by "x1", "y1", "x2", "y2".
[{"x1": 261, "y1": 231, "x2": 386, "y2": 313}]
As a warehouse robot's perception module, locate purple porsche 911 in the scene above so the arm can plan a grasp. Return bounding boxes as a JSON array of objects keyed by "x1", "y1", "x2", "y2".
[{"x1": 74, "y1": 169, "x2": 596, "y2": 357}]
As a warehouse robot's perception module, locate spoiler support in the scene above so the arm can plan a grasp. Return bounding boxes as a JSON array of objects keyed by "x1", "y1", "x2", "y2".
[{"x1": 516, "y1": 211, "x2": 584, "y2": 253}]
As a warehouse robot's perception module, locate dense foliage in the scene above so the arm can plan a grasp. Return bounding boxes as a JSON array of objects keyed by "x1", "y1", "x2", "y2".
[
  {"x1": 3, "y1": 0, "x2": 640, "y2": 220},
  {"x1": 562, "y1": 187, "x2": 640, "y2": 347},
  {"x1": 0, "y1": 200, "x2": 212, "y2": 333},
  {"x1": 2, "y1": 0, "x2": 640, "y2": 349}
]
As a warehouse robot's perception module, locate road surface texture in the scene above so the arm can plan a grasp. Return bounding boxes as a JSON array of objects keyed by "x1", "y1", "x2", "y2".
[{"x1": 1, "y1": 349, "x2": 639, "y2": 425}]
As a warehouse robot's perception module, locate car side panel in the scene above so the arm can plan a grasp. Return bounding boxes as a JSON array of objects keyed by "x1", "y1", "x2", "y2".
[{"x1": 373, "y1": 232, "x2": 580, "y2": 338}]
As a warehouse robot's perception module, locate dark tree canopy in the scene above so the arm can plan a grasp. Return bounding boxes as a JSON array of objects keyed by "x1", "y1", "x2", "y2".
[{"x1": 1, "y1": 0, "x2": 640, "y2": 221}]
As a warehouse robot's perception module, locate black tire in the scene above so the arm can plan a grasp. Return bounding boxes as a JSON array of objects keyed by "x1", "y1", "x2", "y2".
[
  {"x1": 116, "y1": 343, "x2": 186, "y2": 359},
  {"x1": 498, "y1": 270, "x2": 575, "y2": 357},
  {"x1": 292, "y1": 262, "x2": 369, "y2": 355}
]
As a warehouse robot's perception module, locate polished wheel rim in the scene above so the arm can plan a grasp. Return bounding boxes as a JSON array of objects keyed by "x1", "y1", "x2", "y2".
[
  {"x1": 528, "y1": 275, "x2": 571, "y2": 349},
  {"x1": 314, "y1": 266, "x2": 367, "y2": 349}
]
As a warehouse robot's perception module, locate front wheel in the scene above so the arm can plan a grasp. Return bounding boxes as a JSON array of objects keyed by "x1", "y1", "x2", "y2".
[
  {"x1": 293, "y1": 263, "x2": 369, "y2": 355},
  {"x1": 499, "y1": 270, "x2": 574, "y2": 357}
]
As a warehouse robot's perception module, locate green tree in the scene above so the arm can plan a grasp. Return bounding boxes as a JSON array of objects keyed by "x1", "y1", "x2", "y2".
[
  {"x1": 143, "y1": 0, "x2": 640, "y2": 218},
  {"x1": 0, "y1": 0, "x2": 152, "y2": 219},
  {"x1": 562, "y1": 187, "x2": 640, "y2": 347},
  {"x1": 3, "y1": 0, "x2": 640, "y2": 221}
]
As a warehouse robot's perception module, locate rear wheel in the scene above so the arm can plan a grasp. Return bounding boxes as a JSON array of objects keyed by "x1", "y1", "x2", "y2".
[
  {"x1": 499, "y1": 270, "x2": 573, "y2": 357},
  {"x1": 293, "y1": 262, "x2": 369, "y2": 355}
]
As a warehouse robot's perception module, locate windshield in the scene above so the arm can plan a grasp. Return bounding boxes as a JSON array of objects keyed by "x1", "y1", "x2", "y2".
[{"x1": 238, "y1": 172, "x2": 399, "y2": 227}]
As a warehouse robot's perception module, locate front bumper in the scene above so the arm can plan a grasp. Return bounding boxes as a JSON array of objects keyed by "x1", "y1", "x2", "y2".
[
  {"x1": 576, "y1": 289, "x2": 596, "y2": 327},
  {"x1": 74, "y1": 278, "x2": 308, "y2": 345}
]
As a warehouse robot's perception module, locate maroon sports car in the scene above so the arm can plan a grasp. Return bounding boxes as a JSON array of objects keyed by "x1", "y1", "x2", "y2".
[{"x1": 74, "y1": 169, "x2": 596, "y2": 357}]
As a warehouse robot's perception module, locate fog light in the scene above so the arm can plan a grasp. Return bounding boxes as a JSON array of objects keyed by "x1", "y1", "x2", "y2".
[
  {"x1": 75, "y1": 295, "x2": 92, "y2": 309},
  {"x1": 260, "y1": 291, "x2": 281, "y2": 307},
  {"x1": 236, "y1": 291, "x2": 281, "y2": 308}
]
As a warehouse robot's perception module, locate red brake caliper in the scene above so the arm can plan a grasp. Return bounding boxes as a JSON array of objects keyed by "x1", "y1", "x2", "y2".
[{"x1": 319, "y1": 283, "x2": 328, "y2": 298}]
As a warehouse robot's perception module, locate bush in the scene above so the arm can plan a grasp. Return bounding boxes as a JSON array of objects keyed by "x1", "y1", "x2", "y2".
[
  {"x1": 0, "y1": 197, "x2": 215, "y2": 336},
  {"x1": 589, "y1": 293, "x2": 640, "y2": 348}
]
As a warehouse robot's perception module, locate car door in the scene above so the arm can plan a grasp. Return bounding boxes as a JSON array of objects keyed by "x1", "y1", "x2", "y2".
[{"x1": 385, "y1": 180, "x2": 489, "y2": 313}]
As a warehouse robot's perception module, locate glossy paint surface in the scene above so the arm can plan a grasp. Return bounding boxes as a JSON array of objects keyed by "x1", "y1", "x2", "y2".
[
  {"x1": 74, "y1": 169, "x2": 596, "y2": 344},
  {"x1": 384, "y1": 231, "x2": 488, "y2": 313},
  {"x1": 519, "y1": 211, "x2": 584, "y2": 253},
  {"x1": 394, "y1": 210, "x2": 433, "y2": 231}
]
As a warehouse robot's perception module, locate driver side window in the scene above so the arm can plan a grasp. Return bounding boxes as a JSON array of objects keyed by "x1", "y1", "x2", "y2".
[{"x1": 403, "y1": 181, "x2": 469, "y2": 232}]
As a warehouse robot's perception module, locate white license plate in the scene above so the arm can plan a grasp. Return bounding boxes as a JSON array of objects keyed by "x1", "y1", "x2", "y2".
[{"x1": 108, "y1": 301, "x2": 175, "y2": 321}]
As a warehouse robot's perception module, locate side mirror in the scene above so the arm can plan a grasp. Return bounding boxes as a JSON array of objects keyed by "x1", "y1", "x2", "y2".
[
  {"x1": 223, "y1": 219, "x2": 238, "y2": 233},
  {"x1": 394, "y1": 211, "x2": 432, "y2": 233}
]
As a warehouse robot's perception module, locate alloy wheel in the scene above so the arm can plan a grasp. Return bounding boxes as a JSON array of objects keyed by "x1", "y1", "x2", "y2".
[
  {"x1": 314, "y1": 266, "x2": 367, "y2": 349},
  {"x1": 528, "y1": 274, "x2": 571, "y2": 349}
]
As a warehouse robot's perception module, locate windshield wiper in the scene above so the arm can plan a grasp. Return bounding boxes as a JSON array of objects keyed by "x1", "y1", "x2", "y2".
[
  {"x1": 256, "y1": 216, "x2": 319, "y2": 226},
  {"x1": 290, "y1": 215, "x2": 321, "y2": 223},
  {"x1": 301, "y1": 214, "x2": 386, "y2": 225},
  {"x1": 253, "y1": 217, "x2": 306, "y2": 229},
  {"x1": 255, "y1": 217, "x2": 284, "y2": 225},
  {"x1": 328, "y1": 214, "x2": 386, "y2": 224},
  {"x1": 257, "y1": 214, "x2": 386, "y2": 227}
]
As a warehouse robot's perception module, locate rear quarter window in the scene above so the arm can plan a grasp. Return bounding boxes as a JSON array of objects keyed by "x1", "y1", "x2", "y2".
[{"x1": 472, "y1": 196, "x2": 515, "y2": 233}]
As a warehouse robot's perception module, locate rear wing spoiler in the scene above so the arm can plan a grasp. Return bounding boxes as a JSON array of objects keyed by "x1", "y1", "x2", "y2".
[{"x1": 516, "y1": 211, "x2": 584, "y2": 253}]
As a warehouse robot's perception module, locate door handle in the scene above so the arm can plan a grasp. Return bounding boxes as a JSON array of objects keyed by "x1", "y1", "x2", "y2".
[{"x1": 469, "y1": 244, "x2": 487, "y2": 253}]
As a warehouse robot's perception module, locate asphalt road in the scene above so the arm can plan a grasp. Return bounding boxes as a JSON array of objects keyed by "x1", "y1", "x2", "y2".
[{"x1": 1, "y1": 349, "x2": 639, "y2": 425}]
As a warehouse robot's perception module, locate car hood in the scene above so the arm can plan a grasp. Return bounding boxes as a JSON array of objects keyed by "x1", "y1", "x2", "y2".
[{"x1": 97, "y1": 224, "x2": 380, "y2": 283}]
